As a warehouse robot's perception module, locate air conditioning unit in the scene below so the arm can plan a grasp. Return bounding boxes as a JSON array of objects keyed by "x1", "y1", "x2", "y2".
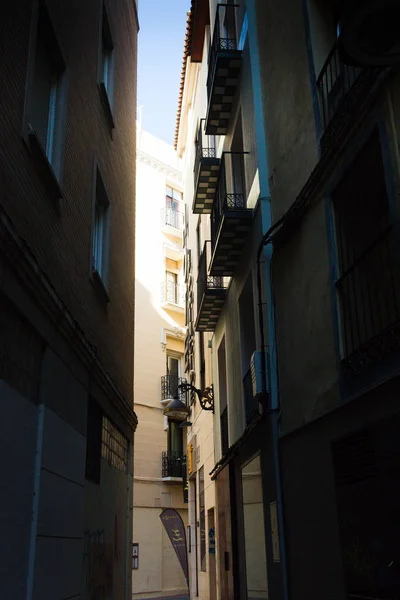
[
  {"x1": 250, "y1": 351, "x2": 270, "y2": 398},
  {"x1": 338, "y1": 0, "x2": 400, "y2": 66}
]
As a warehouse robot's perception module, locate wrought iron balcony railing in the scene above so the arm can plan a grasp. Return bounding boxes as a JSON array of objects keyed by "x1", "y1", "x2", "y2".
[
  {"x1": 205, "y1": 4, "x2": 242, "y2": 135},
  {"x1": 193, "y1": 119, "x2": 220, "y2": 214},
  {"x1": 162, "y1": 207, "x2": 184, "y2": 230},
  {"x1": 195, "y1": 241, "x2": 228, "y2": 332},
  {"x1": 317, "y1": 41, "x2": 363, "y2": 134},
  {"x1": 336, "y1": 225, "x2": 400, "y2": 374},
  {"x1": 162, "y1": 451, "x2": 185, "y2": 478},
  {"x1": 161, "y1": 375, "x2": 187, "y2": 403},
  {"x1": 210, "y1": 152, "x2": 253, "y2": 276},
  {"x1": 161, "y1": 281, "x2": 185, "y2": 306},
  {"x1": 243, "y1": 367, "x2": 259, "y2": 426},
  {"x1": 316, "y1": 40, "x2": 381, "y2": 150}
]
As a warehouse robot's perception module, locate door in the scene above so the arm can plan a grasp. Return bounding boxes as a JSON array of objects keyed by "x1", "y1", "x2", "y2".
[{"x1": 166, "y1": 271, "x2": 178, "y2": 303}]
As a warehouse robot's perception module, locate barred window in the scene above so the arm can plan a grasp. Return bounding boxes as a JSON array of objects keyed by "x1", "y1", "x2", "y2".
[{"x1": 101, "y1": 416, "x2": 129, "y2": 473}]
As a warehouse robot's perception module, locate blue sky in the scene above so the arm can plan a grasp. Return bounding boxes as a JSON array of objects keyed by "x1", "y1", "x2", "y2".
[{"x1": 138, "y1": 0, "x2": 191, "y2": 146}]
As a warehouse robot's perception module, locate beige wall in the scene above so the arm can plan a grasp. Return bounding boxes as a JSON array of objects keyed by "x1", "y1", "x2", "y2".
[{"x1": 133, "y1": 128, "x2": 188, "y2": 598}]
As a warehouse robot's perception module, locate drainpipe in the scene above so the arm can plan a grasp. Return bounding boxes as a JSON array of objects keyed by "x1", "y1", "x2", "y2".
[{"x1": 245, "y1": 2, "x2": 290, "y2": 599}]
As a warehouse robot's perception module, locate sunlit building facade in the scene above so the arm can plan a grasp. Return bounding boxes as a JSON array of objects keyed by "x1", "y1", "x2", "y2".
[{"x1": 133, "y1": 127, "x2": 189, "y2": 599}]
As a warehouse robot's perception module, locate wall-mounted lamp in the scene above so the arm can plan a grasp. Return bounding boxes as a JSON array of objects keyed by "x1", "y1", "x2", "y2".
[{"x1": 162, "y1": 396, "x2": 191, "y2": 421}]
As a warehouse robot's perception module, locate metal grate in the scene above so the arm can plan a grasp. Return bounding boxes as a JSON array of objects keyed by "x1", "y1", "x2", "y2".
[
  {"x1": 161, "y1": 375, "x2": 188, "y2": 403},
  {"x1": 101, "y1": 416, "x2": 129, "y2": 474},
  {"x1": 333, "y1": 130, "x2": 400, "y2": 368},
  {"x1": 164, "y1": 207, "x2": 184, "y2": 230},
  {"x1": 317, "y1": 40, "x2": 363, "y2": 135},
  {"x1": 161, "y1": 281, "x2": 185, "y2": 305},
  {"x1": 162, "y1": 450, "x2": 184, "y2": 478}
]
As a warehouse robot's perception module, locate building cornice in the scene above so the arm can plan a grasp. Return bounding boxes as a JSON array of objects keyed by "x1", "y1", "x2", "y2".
[
  {"x1": 0, "y1": 205, "x2": 138, "y2": 433},
  {"x1": 136, "y1": 148, "x2": 181, "y2": 181}
]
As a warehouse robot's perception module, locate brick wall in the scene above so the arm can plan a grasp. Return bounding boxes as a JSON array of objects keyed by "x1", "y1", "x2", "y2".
[{"x1": 0, "y1": 0, "x2": 138, "y2": 404}]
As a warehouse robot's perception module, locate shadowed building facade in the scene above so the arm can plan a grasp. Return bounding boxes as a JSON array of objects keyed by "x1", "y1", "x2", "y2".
[
  {"x1": 176, "y1": 1, "x2": 400, "y2": 599},
  {"x1": 0, "y1": 1, "x2": 138, "y2": 598}
]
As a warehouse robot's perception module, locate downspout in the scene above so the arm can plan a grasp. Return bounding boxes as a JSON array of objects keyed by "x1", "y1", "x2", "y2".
[
  {"x1": 256, "y1": 227, "x2": 289, "y2": 600},
  {"x1": 245, "y1": 2, "x2": 290, "y2": 599}
]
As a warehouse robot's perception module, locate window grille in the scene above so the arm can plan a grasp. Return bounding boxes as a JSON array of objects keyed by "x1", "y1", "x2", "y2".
[{"x1": 101, "y1": 416, "x2": 129, "y2": 473}]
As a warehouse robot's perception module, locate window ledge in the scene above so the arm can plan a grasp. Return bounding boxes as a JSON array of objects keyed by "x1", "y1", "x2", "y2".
[
  {"x1": 27, "y1": 126, "x2": 63, "y2": 213},
  {"x1": 91, "y1": 269, "x2": 110, "y2": 304},
  {"x1": 98, "y1": 82, "x2": 115, "y2": 130}
]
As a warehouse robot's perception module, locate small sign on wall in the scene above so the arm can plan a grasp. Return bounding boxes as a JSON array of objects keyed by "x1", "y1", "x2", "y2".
[{"x1": 132, "y1": 543, "x2": 139, "y2": 569}]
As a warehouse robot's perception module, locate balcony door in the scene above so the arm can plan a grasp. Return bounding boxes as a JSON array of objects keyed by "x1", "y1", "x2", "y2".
[
  {"x1": 168, "y1": 420, "x2": 183, "y2": 456},
  {"x1": 167, "y1": 353, "x2": 181, "y2": 396},
  {"x1": 166, "y1": 270, "x2": 178, "y2": 303}
]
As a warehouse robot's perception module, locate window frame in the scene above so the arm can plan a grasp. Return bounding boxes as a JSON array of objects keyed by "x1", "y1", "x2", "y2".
[
  {"x1": 22, "y1": 0, "x2": 68, "y2": 210},
  {"x1": 91, "y1": 161, "x2": 111, "y2": 302},
  {"x1": 324, "y1": 118, "x2": 400, "y2": 390},
  {"x1": 98, "y1": 0, "x2": 115, "y2": 129}
]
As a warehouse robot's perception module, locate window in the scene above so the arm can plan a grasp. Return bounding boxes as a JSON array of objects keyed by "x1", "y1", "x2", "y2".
[
  {"x1": 165, "y1": 186, "x2": 183, "y2": 229},
  {"x1": 25, "y1": 0, "x2": 67, "y2": 193},
  {"x1": 333, "y1": 129, "x2": 400, "y2": 365},
  {"x1": 166, "y1": 271, "x2": 178, "y2": 303},
  {"x1": 92, "y1": 167, "x2": 110, "y2": 293},
  {"x1": 101, "y1": 416, "x2": 129, "y2": 473},
  {"x1": 167, "y1": 353, "x2": 180, "y2": 388},
  {"x1": 98, "y1": 2, "x2": 115, "y2": 126},
  {"x1": 168, "y1": 420, "x2": 183, "y2": 456}
]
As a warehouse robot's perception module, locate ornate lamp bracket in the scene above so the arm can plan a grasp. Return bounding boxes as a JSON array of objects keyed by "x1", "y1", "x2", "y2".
[{"x1": 176, "y1": 383, "x2": 214, "y2": 413}]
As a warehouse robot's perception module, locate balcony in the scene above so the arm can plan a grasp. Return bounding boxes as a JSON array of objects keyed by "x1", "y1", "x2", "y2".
[
  {"x1": 193, "y1": 119, "x2": 220, "y2": 214},
  {"x1": 205, "y1": 4, "x2": 243, "y2": 136},
  {"x1": 317, "y1": 40, "x2": 378, "y2": 150},
  {"x1": 161, "y1": 206, "x2": 184, "y2": 237},
  {"x1": 210, "y1": 152, "x2": 253, "y2": 277},
  {"x1": 162, "y1": 451, "x2": 185, "y2": 480},
  {"x1": 337, "y1": 225, "x2": 400, "y2": 375},
  {"x1": 161, "y1": 281, "x2": 185, "y2": 311},
  {"x1": 161, "y1": 375, "x2": 188, "y2": 405},
  {"x1": 195, "y1": 241, "x2": 228, "y2": 332}
]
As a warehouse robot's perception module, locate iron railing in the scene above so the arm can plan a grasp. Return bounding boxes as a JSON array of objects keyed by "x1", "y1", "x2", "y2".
[
  {"x1": 207, "y1": 3, "x2": 239, "y2": 99},
  {"x1": 162, "y1": 451, "x2": 185, "y2": 478},
  {"x1": 194, "y1": 118, "x2": 217, "y2": 180},
  {"x1": 211, "y1": 152, "x2": 248, "y2": 250},
  {"x1": 163, "y1": 207, "x2": 184, "y2": 230},
  {"x1": 197, "y1": 241, "x2": 227, "y2": 308},
  {"x1": 161, "y1": 281, "x2": 185, "y2": 306},
  {"x1": 161, "y1": 375, "x2": 188, "y2": 403},
  {"x1": 317, "y1": 40, "x2": 364, "y2": 135},
  {"x1": 243, "y1": 368, "x2": 259, "y2": 426},
  {"x1": 336, "y1": 225, "x2": 400, "y2": 364}
]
